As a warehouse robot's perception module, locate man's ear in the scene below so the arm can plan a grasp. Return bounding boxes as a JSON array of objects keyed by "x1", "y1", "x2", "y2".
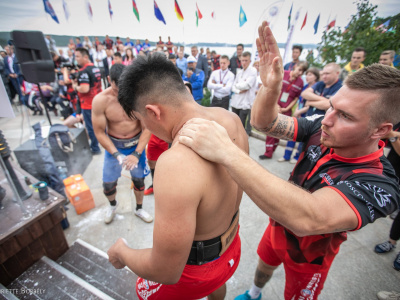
[
  {"x1": 370, "y1": 122, "x2": 393, "y2": 139},
  {"x1": 145, "y1": 104, "x2": 161, "y2": 120}
]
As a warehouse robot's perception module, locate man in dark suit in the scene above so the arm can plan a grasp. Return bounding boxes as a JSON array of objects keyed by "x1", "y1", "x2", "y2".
[
  {"x1": 103, "y1": 49, "x2": 114, "y2": 87},
  {"x1": 4, "y1": 45, "x2": 23, "y2": 103},
  {"x1": 191, "y1": 45, "x2": 208, "y2": 86}
]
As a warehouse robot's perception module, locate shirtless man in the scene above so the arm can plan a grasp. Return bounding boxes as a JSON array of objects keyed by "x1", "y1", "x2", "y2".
[
  {"x1": 92, "y1": 64, "x2": 153, "y2": 224},
  {"x1": 107, "y1": 53, "x2": 249, "y2": 300}
]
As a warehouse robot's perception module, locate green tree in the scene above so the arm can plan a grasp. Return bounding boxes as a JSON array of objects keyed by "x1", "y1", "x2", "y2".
[{"x1": 316, "y1": 0, "x2": 400, "y2": 67}]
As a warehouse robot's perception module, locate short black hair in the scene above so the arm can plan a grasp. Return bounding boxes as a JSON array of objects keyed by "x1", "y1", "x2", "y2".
[
  {"x1": 292, "y1": 45, "x2": 303, "y2": 53},
  {"x1": 114, "y1": 52, "x2": 122, "y2": 58},
  {"x1": 75, "y1": 47, "x2": 89, "y2": 57},
  {"x1": 110, "y1": 64, "x2": 125, "y2": 86},
  {"x1": 237, "y1": 43, "x2": 244, "y2": 49},
  {"x1": 353, "y1": 47, "x2": 366, "y2": 57},
  {"x1": 118, "y1": 52, "x2": 189, "y2": 119}
]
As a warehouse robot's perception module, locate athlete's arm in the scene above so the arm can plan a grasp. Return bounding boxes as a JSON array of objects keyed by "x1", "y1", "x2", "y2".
[
  {"x1": 108, "y1": 146, "x2": 203, "y2": 284},
  {"x1": 92, "y1": 94, "x2": 118, "y2": 155},
  {"x1": 178, "y1": 119, "x2": 358, "y2": 236},
  {"x1": 251, "y1": 23, "x2": 284, "y2": 132}
]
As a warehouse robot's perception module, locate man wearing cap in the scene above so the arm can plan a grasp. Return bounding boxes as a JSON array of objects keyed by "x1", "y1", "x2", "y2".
[{"x1": 183, "y1": 55, "x2": 205, "y2": 105}]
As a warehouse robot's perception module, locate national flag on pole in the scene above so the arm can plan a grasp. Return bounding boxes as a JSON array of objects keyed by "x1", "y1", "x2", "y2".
[
  {"x1": 376, "y1": 20, "x2": 390, "y2": 32},
  {"x1": 313, "y1": 13, "x2": 320, "y2": 34},
  {"x1": 287, "y1": 3, "x2": 293, "y2": 30},
  {"x1": 239, "y1": 5, "x2": 247, "y2": 27},
  {"x1": 43, "y1": 0, "x2": 59, "y2": 24},
  {"x1": 86, "y1": 0, "x2": 93, "y2": 21},
  {"x1": 175, "y1": 0, "x2": 184, "y2": 21},
  {"x1": 211, "y1": 11, "x2": 216, "y2": 20},
  {"x1": 62, "y1": 0, "x2": 70, "y2": 21},
  {"x1": 154, "y1": 1, "x2": 166, "y2": 25},
  {"x1": 132, "y1": 0, "x2": 140, "y2": 22},
  {"x1": 108, "y1": 0, "x2": 113, "y2": 19},
  {"x1": 301, "y1": 12, "x2": 307, "y2": 30},
  {"x1": 196, "y1": 3, "x2": 203, "y2": 27},
  {"x1": 327, "y1": 16, "x2": 336, "y2": 30}
]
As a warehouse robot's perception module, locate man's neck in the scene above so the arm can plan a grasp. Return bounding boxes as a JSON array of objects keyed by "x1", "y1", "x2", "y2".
[
  {"x1": 170, "y1": 102, "x2": 203, "y2": 142},
  {"x1": 325, "y1": 80, "x2": 337, "y2": 88},
  {"x1": 292, "y1": 58, "x2": 299, "y2": 64}
]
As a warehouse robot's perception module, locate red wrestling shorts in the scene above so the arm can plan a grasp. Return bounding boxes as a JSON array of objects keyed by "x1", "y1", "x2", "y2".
[
  {"x1": 136, "y1": 231, "x2": 241, "y2": 300},
  {"x1": 257, "y1": 224, "x2": 336, "y2": 300},
  {"x1": 147, "y1": 134, "x2": 169, "y2": 161}
]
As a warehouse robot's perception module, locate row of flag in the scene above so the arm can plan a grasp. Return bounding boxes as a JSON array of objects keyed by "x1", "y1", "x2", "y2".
[
  {"x1": 44, "y1": 0, "x2": 393, "y2": 34},
  {"x1": 43, "y1": 0, "x2": 241, "y2": 27}
]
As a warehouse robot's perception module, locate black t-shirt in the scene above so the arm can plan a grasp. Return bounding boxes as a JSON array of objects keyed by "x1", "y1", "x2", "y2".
[{"x1": 292, "y1": 115, "x2": 399, "y2": 228}]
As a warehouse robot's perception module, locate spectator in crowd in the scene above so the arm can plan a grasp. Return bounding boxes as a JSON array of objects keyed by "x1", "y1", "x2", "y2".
[
  {"x1": 134, "y1": 39, "x2": 142, "y2": 53},
  {"x1": 103, "y1": 49, "x2": 114, "y2": 78},
  {"x1": 260, "y1": 61, "x2": 307, "y2": 160},
  {"x1": 4, "y1": 45, "x2": 23, "y2": 104},
  {"x1": 191, "y1": 45, "x2": 208, "y2": 84},
  {"x1": 123, "y1": 48, "x2": 135, "y2": 66},
  {"x1": 211, "y1": 50, "x2": 221, "y2": 70},
  {"x1": 200, "y1": 47, "x2": 205, "y2": 56},
  {"x1": 183, "y1": 55, "x2": 205, "y2": 105},
  {"x1": 230, "y1": 43, "x2": 244, "y2": 75},
  {"x1": 231, "y1": 51, "x2": 257, "y2": 130},
  {"x1": 0, "y1": 46, "x2": 12, "y2": 101},
  {"x1": 379, "y1": 50, "x2": 396, "y2": 67},
  {"x1": 176, "y1": 50, "x2": 187, "y2": 74},
  {"x1": 207, "y1": 55, "x2": 234, "y2": 110},
  {"x1": 301, "y1": 63, "x2": 342, "y2": 117},
  {"x1": 115, "y1": 36, "x2": 123, "y2": 46},
  {"x1": 83, "y1": 36, "x2": 93, "y2": 49},
  {"x1": 340, "y1": 47, "x2": 366, "y2": 80},
  {"x1": 103, "y1": 35, "x2": 114, "y2": 50},
  {"x1": 73, "y1": 47, "x2": 102, "y2": 154},
  {"x1": 75, "y1": 37, "x2": 83, "y2": 48},
  {"x1": 125, "y1": 37, "x2": 134, "y2": 47},
  {"x1": 68, "y1": 38, "x2": 76, "y2": 51},
  {"x1": 94, "y1": 36, "x2": 101, "y2": 50},
  {"x1": 166, "y1": 36, "x2": 173, "y2": 53},
  {"x1": 66, "y1": 49, "x2": 75, "y2": 65},
  {"x1": 113, "y1": 52, "x2": 123, "y2": 64},
  {"x1": 179, "y1": 45, "x2": 189, "y2": 58},
  {"x1": 157, "y1": 36, "x2": 164, "y2": 49},
  {"x1": 284, "y1": 45, "x2": 303, "y2": 71},
  {"x1": 45, "y1": 35, "x2": 57, "y2": 52},
  {"x1": 142, "y1": 39, "x2": 151, "y2": 53},
  {"x1": 172, "y1": 45, "x2": 178, "y2": 56},
  {"x1": 51, "y1": 51, "x2": 68, "y2": 73}
]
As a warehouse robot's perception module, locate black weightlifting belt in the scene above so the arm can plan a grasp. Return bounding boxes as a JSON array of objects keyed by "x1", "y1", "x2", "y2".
[{"x1": 187, "y1": 211, "x2": 239, "y2": 265}]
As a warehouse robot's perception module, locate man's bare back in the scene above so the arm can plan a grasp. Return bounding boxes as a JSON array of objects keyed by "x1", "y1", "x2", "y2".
[
  {"x1": 158, "y1": 106, "x2": 249, "y2": 241},
  {"x1": 93, "y1": 87, "x2": 141, "y2": 139}
]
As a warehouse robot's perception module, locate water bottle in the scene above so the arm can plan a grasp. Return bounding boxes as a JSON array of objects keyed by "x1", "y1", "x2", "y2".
[{"x1": 57, "y1": 166, "x2": 68, "y2": 180}]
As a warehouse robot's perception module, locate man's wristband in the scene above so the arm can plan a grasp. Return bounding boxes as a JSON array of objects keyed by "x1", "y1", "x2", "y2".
[
  {"x1": 131, "y1": 151, "x2": 141, "y2": 160},
  {"x1": 112, "y1": 151, "x2": 122, "y2": 158}
]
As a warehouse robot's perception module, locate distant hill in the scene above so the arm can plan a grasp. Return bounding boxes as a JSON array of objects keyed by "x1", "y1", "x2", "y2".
[{"x1": 0, "y1": 32, "x2": 318, "y2": 50}]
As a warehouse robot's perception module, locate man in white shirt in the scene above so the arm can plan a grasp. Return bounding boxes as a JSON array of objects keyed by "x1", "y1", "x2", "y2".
[
  {"x1": 230, "y1": 51, "x2": 257, "y2": 129},
  {"x1": 207, "y1": 55, "x2": 235, "y2": 110}
]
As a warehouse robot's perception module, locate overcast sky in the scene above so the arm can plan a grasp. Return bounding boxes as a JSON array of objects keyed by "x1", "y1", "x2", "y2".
[{"x1": 0, "y1": 0, "x2": 399, "y2": 45}]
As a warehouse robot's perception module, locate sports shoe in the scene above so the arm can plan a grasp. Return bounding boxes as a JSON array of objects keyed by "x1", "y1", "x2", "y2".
[
  {"x1": 394, "y1": 252, "x2": 400, "y2": 271},
  {"x1": 259, "y1": 154, "x2": 272, "y2": 160},
  {"x1": 135, "y1": 208, "x2": 153, "y2": 223},
  {"x1": 104, "y1": 202, "x2": 118, "y2": 224},
  {"x1": 277, "y1": 157, "x2": 288, "y2": 162},
  {"x1": 377, "y1": 291, "x2": 400, "y2": 300},
  {"x1": 144, "y1": 186, "x2": 154, "y2": 195},
  {"x1": 234, "y1": 290, "x2": 261, "y2": 300},
  {"x1": 374, "y1": 241, "x2": 396, "y2": 254},
  {"x1": 290, "y1": 158, "x2": 298, "y2": 164}
]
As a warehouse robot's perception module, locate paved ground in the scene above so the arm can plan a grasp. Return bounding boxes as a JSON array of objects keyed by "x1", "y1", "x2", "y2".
[{"x1": 2, "y1": 106, "x2": 400, "y2": 300}]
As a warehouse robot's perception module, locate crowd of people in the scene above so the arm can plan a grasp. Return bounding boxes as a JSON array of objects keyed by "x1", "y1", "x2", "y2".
[{"x1": 1, "y1": 29, "x2": 400, "y2": 300}]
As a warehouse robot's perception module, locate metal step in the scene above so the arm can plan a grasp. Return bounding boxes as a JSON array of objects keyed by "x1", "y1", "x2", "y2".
[
  {"x1": 56, "y1": 239, "x2": 138, "y2": 300},
  {"x1": 7, "y1": 256, "x2": 114, "y2": 300}
]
